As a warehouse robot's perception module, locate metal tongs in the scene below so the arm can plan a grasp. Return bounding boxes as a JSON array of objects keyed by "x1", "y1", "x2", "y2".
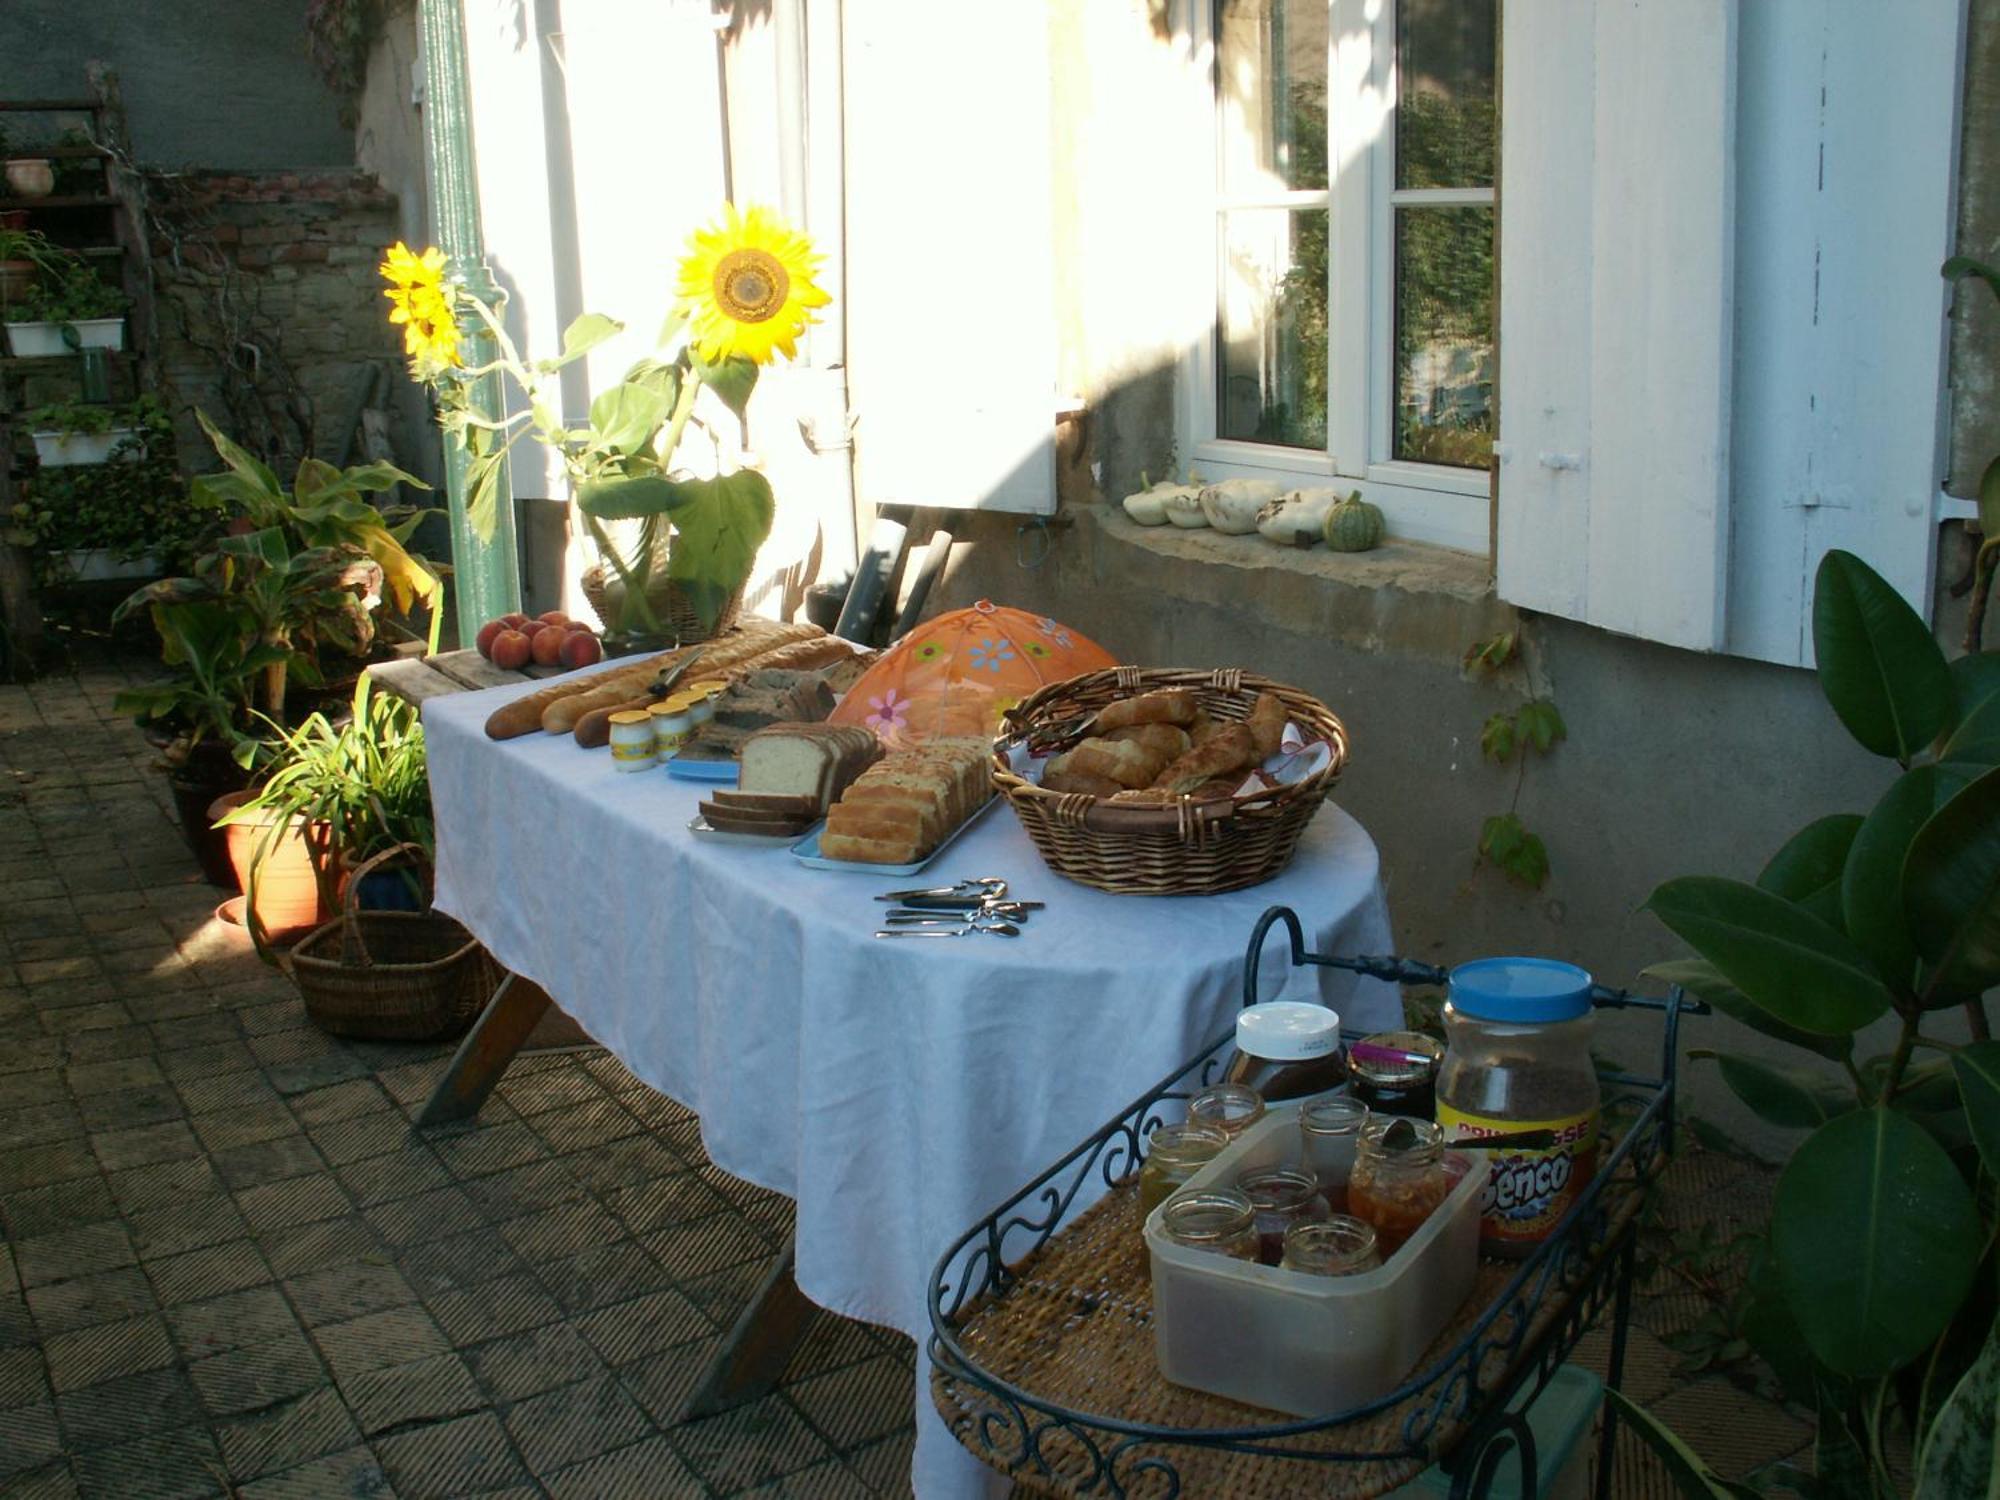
[
  {"x1": 873, "y1": 909, "x2": 1022, "y2": 939},
  {"x1": 876, "y1": 877, "x2": 1009, "y2": 903}
]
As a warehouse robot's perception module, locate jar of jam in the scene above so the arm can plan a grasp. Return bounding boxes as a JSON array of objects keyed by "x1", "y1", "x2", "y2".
[
  {"x1": 1236, "y1": 1165, "x2": 1329, "y2": 1265},
  {"x1": 1280, "y1": 1215, "x2": 1381, "y2": 1277},
  {"x1": 1137, "y1": 1121, "x2": 1229, "y2": 1218},
  {"x1": 1223, "y1": 1001, "x2": 1347, "y2": 1102},
  {"x1": 1348, "y1": 1116, "x2": 1450, "y2": 1259},
  {"x1": 1349, "y1": 1031, "x2": 1443, "y2": 1117},
  {"x1": 1159, "y1": 1190, "x2": 1259, "y2": 1261},
  {"x1": 1298, "y1": 1096, "x2": 1369, "y2": 1214},
  {"x1": 1187, "y1": 1083, "x2": 1265, "y2": 1139}
]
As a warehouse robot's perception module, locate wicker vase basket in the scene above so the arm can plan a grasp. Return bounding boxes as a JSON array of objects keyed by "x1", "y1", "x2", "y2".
[
  {"x1": 579, "y1": 564, "x2": 745, "y2": 645},
  {"x1": 288, "y1": 844, "x2": 499, "y2": 1042},
  {"x1": 991, "y1": 666, "x2": 1349, "y2": 896}
]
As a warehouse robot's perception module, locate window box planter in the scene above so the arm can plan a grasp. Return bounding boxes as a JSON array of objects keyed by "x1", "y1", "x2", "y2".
[
  {"x1": 4, "y1": 317, "x2": 126, "y2": 357},
  {"x1": 31, "y1": 427, "x2": 141, "y2": 466},
  {"x1": 61, "y1": 548, "x2": 160, "y2": 583}
]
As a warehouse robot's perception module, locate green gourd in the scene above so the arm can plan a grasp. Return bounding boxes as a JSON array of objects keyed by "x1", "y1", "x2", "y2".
[{"x1": 1323, "y1": 490, "x2": 1386, "y2": 552}]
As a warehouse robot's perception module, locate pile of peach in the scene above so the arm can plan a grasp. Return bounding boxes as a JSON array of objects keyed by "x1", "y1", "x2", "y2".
[{"x1": 474, "y1": 611, "x2": 603, "y2": 671}]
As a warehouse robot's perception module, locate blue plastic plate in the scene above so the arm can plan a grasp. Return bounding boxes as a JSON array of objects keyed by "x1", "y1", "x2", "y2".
[{"x1": 665, "y1": 755, "x2": 740, "y2": 784}]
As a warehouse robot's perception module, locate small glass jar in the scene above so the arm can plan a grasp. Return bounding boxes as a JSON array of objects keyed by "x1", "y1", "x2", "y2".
[
  {"x1": 649, "y1": 694, "x2": 695, "y2": 758},
  {"x1": 1236, "y1": 1165, "x2": 1330, "y2": 1265},
  {"x1": 608, "y1": 709, "x2": 658, "y2": 771},
  {"x1": 1299, "y1": 1096, "x2": 1369, "y2": 1214},
  {"x1": 1159, "y1": 1189, "x2": 1259, "y2": 1261},
  {"x1": 1349, "y1": 1031, "x2": 1444, "y2": 1117},
  {"x1": 1348, "y1": 1116, "x2": 1450, "y2": 1259},
  {"x1": 1222, "y1": 1000, "x2": 1348, "y2": 1102},
  {"x1": 1138, "y1": 1121, "x2": 1229, "y2": 1218},
  {"x1": 1280, "y1": 1215, "x2": 1382, "y2": 1277},
  {"x1": 1187, "y1": 1083, "x2": 1265, "y2": 1139},
  {"x1": 685, "y1": 682, "x2": 721, "y2": 726}
]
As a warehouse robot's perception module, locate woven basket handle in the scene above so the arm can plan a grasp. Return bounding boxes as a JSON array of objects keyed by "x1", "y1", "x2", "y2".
[{"x1": 337, "y1": 842, "x2": 434, "y2": 969}]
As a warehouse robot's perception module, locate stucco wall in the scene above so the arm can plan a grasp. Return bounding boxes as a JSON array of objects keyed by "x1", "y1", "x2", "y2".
[{"x1": 0, "y1": 1, "x2": 352, "y2": 169}]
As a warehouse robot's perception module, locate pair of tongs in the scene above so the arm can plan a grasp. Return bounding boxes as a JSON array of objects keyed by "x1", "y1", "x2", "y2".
[
  {"x1": 874, "y1": 909, "x2": 1022, "y2": 939},
  {"x1": 876, "y1": 877, "x2": 1008, "y2": 903}
]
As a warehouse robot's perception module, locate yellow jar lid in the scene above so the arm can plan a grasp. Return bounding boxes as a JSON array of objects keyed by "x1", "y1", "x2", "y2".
[
  {"x1": 658, "y1": 692, "x2": 698, "y2": 712},
  {"x1": 686, "y1": 680, "x2": 725, "y2": 700},
  {"x1": 608, "y1": 710, "x2": 652, "y2": 726}
]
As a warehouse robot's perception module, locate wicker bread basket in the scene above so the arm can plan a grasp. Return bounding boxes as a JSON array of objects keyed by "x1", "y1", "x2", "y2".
[
  {"x1": 580, "y1": 564, "x2": 745, "y2": 645},
  {"x1": 991, "y1": 666, "x2": 1349, "y2": 896},
  {"x1": 288, "y1": 845, "x2": 499, "y2": 1042}
]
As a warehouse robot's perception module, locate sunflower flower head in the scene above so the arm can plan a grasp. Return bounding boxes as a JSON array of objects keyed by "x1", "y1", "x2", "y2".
[
  {"x1": 380, "y1": 242, "x2": 463, "y2": 378},
  {"x1": 674, "y1": 203, "x2": 830, "y2": 367}
]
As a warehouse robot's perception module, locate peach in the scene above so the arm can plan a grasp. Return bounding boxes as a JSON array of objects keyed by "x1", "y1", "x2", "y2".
[
  {"x1": 558, "y1": 632, "x2": 603, "y2": 669},
  {"x1": 474, "y1": 619, "x2": 508, "y2": 659},
  {"x1": 500, "y1": 612, "x2": 532, "y2": 632},
  {"x1": 530, "y1": 624, "x2": 568, "y2": 666},
  {"x1": 490, "y1": 629, "x2": 533, "y2": 670},
  {"x1": 564, "y1": 619, "x2": 594, "y2": 634},
  {"x1": 537, "y1": 610, "x2": 571, "y2": 627}
]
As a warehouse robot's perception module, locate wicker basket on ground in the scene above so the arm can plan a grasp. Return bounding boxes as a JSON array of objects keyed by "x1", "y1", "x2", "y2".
[
  {"x1": 579, "y1": 564, "x2": 745, "y2": 644},
  {"x1": 289, "y1": 844, "x2": 499, "y2": 1042},
  {"x1": 991, "y1": 666, "x2": 1348, "y2": 896}
]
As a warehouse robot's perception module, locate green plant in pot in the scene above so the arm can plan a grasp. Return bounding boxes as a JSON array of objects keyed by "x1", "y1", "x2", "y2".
[
  {"x1": 0, "y1": 226, "x2": 62, "y2": 307},
  {"x1": 9, "y1": 254, "x2": 128, "y2": 324},
  {"x1": 220, "y1": 676, "x2": 431, "y2": 953},
  {"x1": 385, "y1": 204, "x2": 827, "y2": 647},
  {"x1": 1627, "y1": 547, "x2": 2000, "y2": 1498}
]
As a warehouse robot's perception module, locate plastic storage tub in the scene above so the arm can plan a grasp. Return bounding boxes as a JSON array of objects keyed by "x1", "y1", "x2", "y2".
[{"x1": 1146, "y1": 1104, "x2": 1487, "y2": 1417}]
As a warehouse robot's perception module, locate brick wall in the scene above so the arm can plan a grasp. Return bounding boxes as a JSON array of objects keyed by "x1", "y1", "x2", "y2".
[{"x1": 149, "y1": 169, "x2": 411, "y2": 472}]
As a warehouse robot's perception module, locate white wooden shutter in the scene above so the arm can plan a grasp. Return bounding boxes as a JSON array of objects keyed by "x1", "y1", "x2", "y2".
[
  {"x1": 1495, "y1": 0, "x2": 1738, "y2": 652},
  {"x1": 841, "y1": 2, "x2": 1057, "y2": 514}
]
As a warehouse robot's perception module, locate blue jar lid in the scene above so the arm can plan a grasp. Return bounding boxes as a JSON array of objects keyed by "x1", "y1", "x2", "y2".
[{"x1": 1449, "y1": 956, "x2": 1593, "y2": 1023}]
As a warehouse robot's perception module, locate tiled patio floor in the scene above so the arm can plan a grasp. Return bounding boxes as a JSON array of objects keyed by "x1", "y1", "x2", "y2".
[{"x1": 0, "y1": 650, "x2": 1806, "y2": 1498}]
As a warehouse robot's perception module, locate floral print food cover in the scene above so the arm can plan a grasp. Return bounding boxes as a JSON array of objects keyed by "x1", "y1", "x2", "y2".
[{"x1": 826, "y1": 600, "x2": 1120, "y2": 749}]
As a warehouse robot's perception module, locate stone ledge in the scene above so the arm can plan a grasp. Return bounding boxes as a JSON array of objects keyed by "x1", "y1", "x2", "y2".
[{"x1": 1086, "y1": 504, "x2": 1496, "y2": 602}]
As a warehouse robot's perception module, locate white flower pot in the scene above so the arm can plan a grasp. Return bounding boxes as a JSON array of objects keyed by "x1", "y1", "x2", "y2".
[
  {"x1": 31, "y1": 428, "x2": 141, "y2": 467},
  {"x1": 4, "y1": 317, "x2": 126, "y2": 357},
  {"x1": 64, "y1": 549, "x2": 160, "y2": 583}
]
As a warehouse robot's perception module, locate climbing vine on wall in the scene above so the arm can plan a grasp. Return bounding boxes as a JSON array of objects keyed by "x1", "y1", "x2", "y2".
[
  {"x1": 1464, "y1": 630, "x2": 1567, "y2": 889},
  {"x1": 305, "y1": 0, "x2": 409, "y2": 123}
]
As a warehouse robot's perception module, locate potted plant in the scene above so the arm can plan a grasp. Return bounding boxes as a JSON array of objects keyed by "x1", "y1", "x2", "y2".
[
  {"x1": 220, "y1": 676, "x2": 432, "y2": 950},
  {"x1": 9, "y1": 400, "x2": 198, "y2": 584},
  {"x1": 26, "y1": 398, "x2": 143, "y2": 467},
  {"x1": 384, "y1": 204, "x2": 827, "y2": 649},
  {"x1": 0, "y1": 226, "x2": 60, "y2": 309},
  {"x1": 1621, "y1": 547, "x2": 2000, "y2": 1496},
  {"x1": 4, "y1": 253, "x2": 129, "y2": 356},
  {"x1": 2, "y1": 125, "x2": 53, "y2": 199}
]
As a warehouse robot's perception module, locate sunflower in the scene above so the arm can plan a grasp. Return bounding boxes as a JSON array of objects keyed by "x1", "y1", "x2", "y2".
[
  {"x1": 380, "y1": 243, "x2": 462, "y2": 375},
  {"x1": 674, "y1": 204, "x2": 830, "y2": 366}
]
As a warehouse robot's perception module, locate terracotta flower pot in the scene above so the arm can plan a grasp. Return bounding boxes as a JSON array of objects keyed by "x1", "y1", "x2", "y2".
[
  {"x1": 170, "y1": 746, "x2": 251, "y2": 888},
  {"x1": 209, "y1": 791, "x2": 336, "y2": 942}
]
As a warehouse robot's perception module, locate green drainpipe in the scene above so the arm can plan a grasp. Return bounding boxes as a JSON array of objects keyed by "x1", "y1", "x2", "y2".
[{"x1": 419, "y1": 0, "x2": 522, "y2": 641}]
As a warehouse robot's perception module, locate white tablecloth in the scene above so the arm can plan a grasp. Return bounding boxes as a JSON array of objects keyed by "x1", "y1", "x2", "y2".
[{"x1": 423, "y1": 675, "x2": 1398, "y2": 1499}]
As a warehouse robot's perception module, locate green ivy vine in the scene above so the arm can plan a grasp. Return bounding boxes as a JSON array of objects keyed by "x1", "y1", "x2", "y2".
[{"x1": 1464, "y1": 629, "x2": 1567, "y2": 889}]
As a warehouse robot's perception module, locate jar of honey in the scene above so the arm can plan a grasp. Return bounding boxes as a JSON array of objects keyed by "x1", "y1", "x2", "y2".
[
  {"x1": 1348, "y1": 1116, "x2": 1450, "y2": 1259},
  {"x1": 1138, "y1": 1122, "x2": 1229, "y2": 1218},
  {"x1": 1159, "y1": 1190, "x2": 1259, "y2": 1262}
]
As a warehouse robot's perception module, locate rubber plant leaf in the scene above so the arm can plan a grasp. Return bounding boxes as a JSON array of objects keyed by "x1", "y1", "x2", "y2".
[
  {"x1": 1772, "y1": 1107, "x2": 1982, "y2": 1378},
  {"x1": 1757, "y1": 813, "x2": 1863, "y2": 930},
  {"x1": 1642, "y1": 957, "x2": 1851, "y2": 1062},
  {"x1": 1811, "y1": 548, "x2": 1953, "y2": 761},
  {"x1": 1905, "y1": 763, "x2": 2000, "y2": 996},
  {"x1": 1843, "y1": 765, "x2": 1970, "y2": 992},
  {"x1": 1644, "y1": 876, "x2": 1892, "y2": 1035},
  {"x1": 664, "y1": 469, "x2": 775, "y2": 631},
  {"x1": 1696, "y1": 1050, "x2": 1855, "y2": 1132},
  {"x1": 1915, "y1": 1313, "x2": 2000, "y2": 1499},
  {"x1": 1942, "y1": 653, "x2": 2000, "y2": 763},
  {"x1": 1950, "y1": 1041, "x2": 2000, "y2": 1183}
]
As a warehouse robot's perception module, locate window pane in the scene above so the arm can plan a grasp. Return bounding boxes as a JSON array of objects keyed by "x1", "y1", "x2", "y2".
[
  {"x1": 1218, "y1": 207, "x2": 1329, "y2": 449},
  {"x1": 1217, "y1": 0, "x2": 1328, "y2": 195},
  {"x1": 1395, "y1": 0, "x2": 1496, "y2": 190},
  {"x1": 1393, "y1": 204, "x2": 1493, "y2": 469}
]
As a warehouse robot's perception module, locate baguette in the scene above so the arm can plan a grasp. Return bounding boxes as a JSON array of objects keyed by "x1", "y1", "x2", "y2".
[
  {"x1": 561, "y1": 621, "x2": 822, "y2": 743},
  {"x1": 572, "y1": 691, "x2": 668, "y2": 749},
  {"x1": 483, "y1": 654, "x2": 672, "y2": 740}
]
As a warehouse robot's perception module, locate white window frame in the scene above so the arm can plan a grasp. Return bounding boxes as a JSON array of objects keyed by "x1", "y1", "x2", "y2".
[{"x1": 1178, "y1": 0, "x2": 1494, "y2": 554}]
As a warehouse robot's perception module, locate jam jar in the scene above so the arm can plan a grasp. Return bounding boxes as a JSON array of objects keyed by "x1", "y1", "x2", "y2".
[
  {"x1": 1159, "y1": 1190, "x2": 1259, "y2": 1261},
  {"x1": 1349, "y1": 1031, "x2": 1443, "y2": 1117},
  {"x1": 1187, "y1": 1083, "x2": 1265, "y2": 1139},
  {"x1": 1280, "y1": 1215, "x2": 1382, "y2": 1277},
  {"x1": 1235, "y1": 1165, "x2": 1329, "y2": 1266},
  {"x1": 1298, "y1": 1096, "x2": 1369, "y2": 1214},
  {"x1": 1348, "y1": 1117, "x2": 1450, "y2": 1259},
  {"x1": 1223, "y1": 1001, "x2": 1347, "y2": 1102},
  {"x1": 1138, "y1": 1122, "x2": 1229, "y2": 1218}
]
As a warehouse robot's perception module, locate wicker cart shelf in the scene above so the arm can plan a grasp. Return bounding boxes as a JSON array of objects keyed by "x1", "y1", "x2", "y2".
[{"x1": 928, "y1": 906, "x2": 1703, "y2": 1500}]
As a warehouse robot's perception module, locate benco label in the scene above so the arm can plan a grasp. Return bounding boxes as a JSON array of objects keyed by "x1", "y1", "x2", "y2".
[{"x1": 1435, "y1": 1104, "x2": 1598, "y2": 1247}]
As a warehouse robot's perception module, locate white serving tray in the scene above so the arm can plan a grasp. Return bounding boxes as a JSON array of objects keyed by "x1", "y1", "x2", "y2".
[
  {"x1": 789, "y1": 796, "x2": 996, "y2": 875},
  {"x1": 687, "y1": 813, "x2": 823, "y2": 848}
]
